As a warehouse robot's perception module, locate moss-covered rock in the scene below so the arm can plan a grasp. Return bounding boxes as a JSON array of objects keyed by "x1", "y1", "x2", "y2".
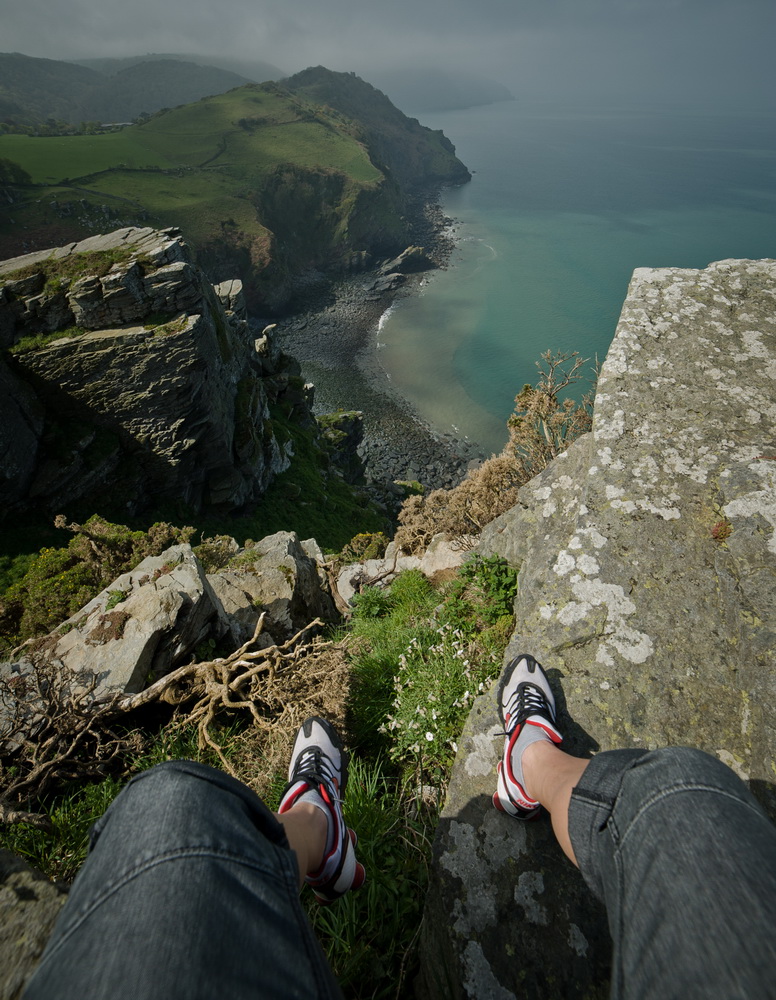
[{"x1": 422, "y1": 259, "x2": 776, "y2": 999}]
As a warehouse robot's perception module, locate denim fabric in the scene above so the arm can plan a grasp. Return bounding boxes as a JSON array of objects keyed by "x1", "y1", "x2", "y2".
[
  {"x1": 23, "y1": 760, "x2": 342, "y2": 1000},
  {"x1": 569, "y1": 747, "x2": 776, "y2": 1000}
]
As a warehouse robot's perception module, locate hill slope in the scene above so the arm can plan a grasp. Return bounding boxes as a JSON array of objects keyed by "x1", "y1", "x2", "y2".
[
  {"x1": 0, "y1": 53, "x2": 101, "y2": 125},
  {"x1": 73, "y1": 53, "x2": 284, "y2": 87},
  {"x1": 0, "y1": 70, "x2": 470, "y2": 310},
  {"x1": 0, "y1": 52, "x2": 255, "y2": 126}
]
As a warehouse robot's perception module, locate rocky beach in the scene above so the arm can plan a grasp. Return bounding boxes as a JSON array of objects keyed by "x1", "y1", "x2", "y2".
[{"x1": 271, "y1": 204, "x2": 488, "y2": 493}]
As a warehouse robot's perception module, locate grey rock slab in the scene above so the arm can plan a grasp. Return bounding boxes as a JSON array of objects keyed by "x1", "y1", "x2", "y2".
[
  {"x1": 210, "y1": 531, "x2": 337, "y2": 642},
  {"x1": 483, "y1": 258, "x2": 776, "y2": 780},
  {"x1": 0, "y1": 851, "x2": 67, "y2": 1000},
  {"x1": 425, "y1": 259, "x2": 776, "y2": 999},
  {"x1": 18, "y1": 545, "x2": 223, "y2": 699},
  {"x1": 419, "y1": 688, "x2": 610, "y2": 1000},
  {"x1": 337, "y1": 555, "x2": 422, "y2": 605},
  {"x1": 420, "y1": 533, "x2": 474, "y2": 577}
]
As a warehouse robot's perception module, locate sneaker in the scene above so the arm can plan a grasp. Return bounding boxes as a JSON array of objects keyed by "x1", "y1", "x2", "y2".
[
  {"x1": 493, "y1": 655, "x2": 563, "y2": 819},
  {"x1": 278, "y1": 717, "x2": 365, "y2": 903}
]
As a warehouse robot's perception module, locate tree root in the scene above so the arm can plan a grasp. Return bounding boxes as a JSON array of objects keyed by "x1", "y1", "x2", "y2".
[{"x1": 1, "y1": 614, "x2": 343, "y2": 824}]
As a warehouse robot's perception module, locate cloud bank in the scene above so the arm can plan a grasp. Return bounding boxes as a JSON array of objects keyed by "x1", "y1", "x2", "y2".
[{"x1": 2, "y1": 0, "x2": 774, "y2": 108}]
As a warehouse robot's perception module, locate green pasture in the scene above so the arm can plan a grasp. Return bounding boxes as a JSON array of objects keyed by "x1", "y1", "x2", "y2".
[
  {"x1": 1, "y1": 84, "x2": 381, "y2": 202},
  {"x1": 72, "y1": 168, "x2": 262, "y2": 245},
  {"x1": 0, "y1": 133, "x2": 174, "y2": 184}
]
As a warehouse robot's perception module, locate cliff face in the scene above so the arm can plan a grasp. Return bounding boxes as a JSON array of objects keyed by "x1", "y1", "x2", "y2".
[
  {"x1": 284, "y1": 67, "x2": 472, "y2": 194},
  {"x1": 0, "y1": 227, "x2": 315, "y2": 516},
  {"x1": 421, "y1": 258, "x2": 776, "y2": 999},
  {"x1": 0, "y1": 71, "x2": 470, "y2": 314}
]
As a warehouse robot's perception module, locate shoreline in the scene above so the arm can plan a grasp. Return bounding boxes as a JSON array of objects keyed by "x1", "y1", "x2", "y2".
[{"x1": 269, "y1": 203, "x2": 488, "y2": 491}]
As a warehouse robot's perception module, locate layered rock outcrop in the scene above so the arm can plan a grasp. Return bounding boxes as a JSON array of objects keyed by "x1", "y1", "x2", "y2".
[
  {"x1": 0, "y1": 228, "x2": 315, "y2": 514},
  {"x1": 421, "y1": 259, "x2": 776, "y2": 998},
  {"x1": 0, "y1": 531, "x2": 339, "y2": 737}
]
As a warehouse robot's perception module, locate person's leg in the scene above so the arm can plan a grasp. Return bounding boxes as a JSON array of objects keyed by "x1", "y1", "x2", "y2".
[
  {"x1": 276, "y1": 801, "x2": 328, "y2": 890},
  {"x1": 277, "y1": 717, "x2": 365, "y2": 904},
  {"x1": 24, "y1": 719, "x2": 363, "y2": 1000},
  {"x1": 520, "y1": 739, "x2": 589, "y2": 865},
  {"x1": 494, "y1": 654, "x2": 776, "y2": 999}
]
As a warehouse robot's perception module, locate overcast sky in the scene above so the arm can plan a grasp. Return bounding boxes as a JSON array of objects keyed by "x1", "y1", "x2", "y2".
[{"x1": 2, "y1": 0, "x2": 775, "y2": 109}]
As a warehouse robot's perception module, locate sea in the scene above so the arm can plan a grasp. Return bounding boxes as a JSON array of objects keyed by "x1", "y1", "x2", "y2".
[{"x1": 376, "y1": 101, "x2": 776, "y2": 455}]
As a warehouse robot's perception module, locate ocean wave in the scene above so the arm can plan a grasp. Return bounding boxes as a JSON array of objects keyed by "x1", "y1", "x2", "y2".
[{"x1": 377, "y1": 303, "x2": 396, "y2": 333}]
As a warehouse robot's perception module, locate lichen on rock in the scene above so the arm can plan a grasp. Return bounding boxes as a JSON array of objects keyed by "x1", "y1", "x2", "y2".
[{"x1": 421, "y1": 258, "x2": 776, "y2": 999}]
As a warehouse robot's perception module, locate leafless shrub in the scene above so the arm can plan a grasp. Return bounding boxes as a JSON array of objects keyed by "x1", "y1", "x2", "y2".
[
  {"x1": 0, "y1": 661, "x2": 141, "y2": 829},
  {"x1": 394, "y1": 351, "x2": 595, "y2": 554},
  {"x1": 0, "y1": 616, "x2": 347, "y2": 825}
]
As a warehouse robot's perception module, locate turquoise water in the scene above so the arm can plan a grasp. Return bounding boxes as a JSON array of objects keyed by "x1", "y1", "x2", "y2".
[{"x1": 378, "y1": 102, "x2": 776, "y2": 454}]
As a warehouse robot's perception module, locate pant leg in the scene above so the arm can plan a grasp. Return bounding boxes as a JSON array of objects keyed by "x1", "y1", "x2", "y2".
[
  {"x1": 568, "y1": 746, "x2": 776, "y2": 1000},
  {"x1": 23, "y1": 760, "x2": 342, "y2": 1000}
]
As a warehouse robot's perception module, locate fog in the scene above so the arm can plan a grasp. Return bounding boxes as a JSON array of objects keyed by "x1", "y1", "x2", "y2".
[{"x1": 2, "y1": 0, "x2": 774, "y2": 109}]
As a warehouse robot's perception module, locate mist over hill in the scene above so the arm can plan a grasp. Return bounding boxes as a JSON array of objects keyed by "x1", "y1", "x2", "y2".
[
  {"x1": 0, "y1": 52, "x2": 257, "y2": 126},
  {"x1": 367, "y1": 67, "x2": 513, "y2": 113},
  {"x1": 0, "y1": 51, "x2": 514, "y2": 131},
  {"x1": 73, "y1": 53, "x2": 285, "y2": 86}
]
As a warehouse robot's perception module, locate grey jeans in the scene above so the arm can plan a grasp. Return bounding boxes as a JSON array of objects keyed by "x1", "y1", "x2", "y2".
[
  {"x1": 569, "y1": 746, "x2": 776, "y2": 999},
  {"x1": 23, "y1": 760, "x2": 342, "y2": 1000},
  {"x1": 24, "y1": 749, "x2": 776, "y2": 999}
]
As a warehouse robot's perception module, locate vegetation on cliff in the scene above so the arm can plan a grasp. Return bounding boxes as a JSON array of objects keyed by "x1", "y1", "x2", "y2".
[
  {"x1": 0, "y1": 68, "x2": 469, "y2": 308},
  {"x1": 0, "y1": 350, "x2": 596, "y2": 997}
]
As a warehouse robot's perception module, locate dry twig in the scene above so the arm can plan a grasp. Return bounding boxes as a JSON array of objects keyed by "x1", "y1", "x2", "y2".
[{"x1": 1, "y1": 614, "x2": 343, "y2": 824}]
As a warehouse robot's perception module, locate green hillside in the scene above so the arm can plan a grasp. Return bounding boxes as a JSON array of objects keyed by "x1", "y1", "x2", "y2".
[
  {"x1": 0, "y1": 52, "x2": 257, "y2": 127},
  {"x1": 0, "y1": 52, "x2": 100, "y2": 125},
  {"x1": 0, "y1": 72, "x2": 468, "y2": 310}
]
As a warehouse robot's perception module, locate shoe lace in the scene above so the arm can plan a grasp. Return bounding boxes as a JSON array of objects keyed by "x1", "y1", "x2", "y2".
[
  {"x1": 502, "y1": 682, "x2": 549, "y2": 734},
  {"x1": 294, "y1": 746, "x2": 342, "y2": 803}
]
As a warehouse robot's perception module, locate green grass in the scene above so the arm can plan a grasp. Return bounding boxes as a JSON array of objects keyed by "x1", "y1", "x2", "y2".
[
  {"x1": 300, "y1": 561, "x2": 515, "y2": 998},
  {"x1": 0, "y1": 559, "x2": 516, "y2": 998},
  {"x1": 305, "y1": 757, "x2": 431, "y2": 998},
  {"x1": 0, "y1": 133, "x2": 174, "y2": 184},
  {"x1": 0, "y1": 720, "x2": 240, "y2": 883},
  {"x1": 10, "y1": 326, "x2": 85, "y2": 353},
  {"x1": 0, "y1": 86, "x2": 380, "y2": 195},
  {"x1": 188, "y1": 411, "x2": 387, "y2": 554}
]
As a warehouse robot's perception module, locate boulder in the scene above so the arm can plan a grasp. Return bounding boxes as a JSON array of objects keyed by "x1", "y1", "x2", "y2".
[
  {"x1": 2, "y1": 545, "x2": 225, "y2": 723},
  {"x1": 379, "y1": 246, "x2": 435, "y2": 275},
  {"x1": 208, "y1": 531, "x2": 338, "y2": 644},
  {"x1": 420, "y1": 259, "x2": 776, "y2": 998},
  {"x1": 369, "y1": 272, "x2": 406, "y2": 295},
  {"x1": 336, "y1": 534, "x2": 470, "y2": 605},
  {"x1": 0, "y1": 851, "x2": 68, "y2": 1000},
  {"x1": 318, "y1": 411, "x2": 365, "y2": 483}
]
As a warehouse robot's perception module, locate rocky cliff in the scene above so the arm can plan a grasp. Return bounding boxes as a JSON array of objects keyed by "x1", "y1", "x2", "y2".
[
  {"x1": 420, "y1": 258, "x2": 776, "y2": 998},
  {"x1": 0, "y1": 69, "x2": 470, "y2": 313},
  {"x1": 0, "y1": 227, "x2": 317, "y2": 516}
]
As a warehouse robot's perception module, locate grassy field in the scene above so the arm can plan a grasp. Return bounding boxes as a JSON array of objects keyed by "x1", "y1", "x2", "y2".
[
  {"x1": 0, "y1": 82, "x2": 392, "y2": 293},
  {"x1": 0, "y1": 133, "x2": 175, "y2": 183},
  {"x1": 0, "y1": 86, "x2": 381, "y2": 194}
]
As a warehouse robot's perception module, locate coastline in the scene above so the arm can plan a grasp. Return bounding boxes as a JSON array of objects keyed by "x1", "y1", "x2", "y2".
[{"x1": 270, "y1": 204, "x2": 488, "y2": 491}]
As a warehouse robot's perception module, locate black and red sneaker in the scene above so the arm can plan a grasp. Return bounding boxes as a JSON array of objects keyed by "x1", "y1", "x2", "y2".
[
  {"x1": 279, "y1": 717, "x2": 365, "y2": 903},
  {"x1": 493, "y1": 655, "x2": 563, "y2": 819}
]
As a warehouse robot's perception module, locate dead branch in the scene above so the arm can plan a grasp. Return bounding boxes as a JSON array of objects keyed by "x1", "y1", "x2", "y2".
[{"x1": 1, "y1": 614, "x2": 337, "y2": 824}]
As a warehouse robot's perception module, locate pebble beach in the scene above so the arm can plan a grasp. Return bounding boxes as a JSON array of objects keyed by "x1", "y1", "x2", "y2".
[{"x1": 271, "y1": 205, "x2": 488, "y2": 492}]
